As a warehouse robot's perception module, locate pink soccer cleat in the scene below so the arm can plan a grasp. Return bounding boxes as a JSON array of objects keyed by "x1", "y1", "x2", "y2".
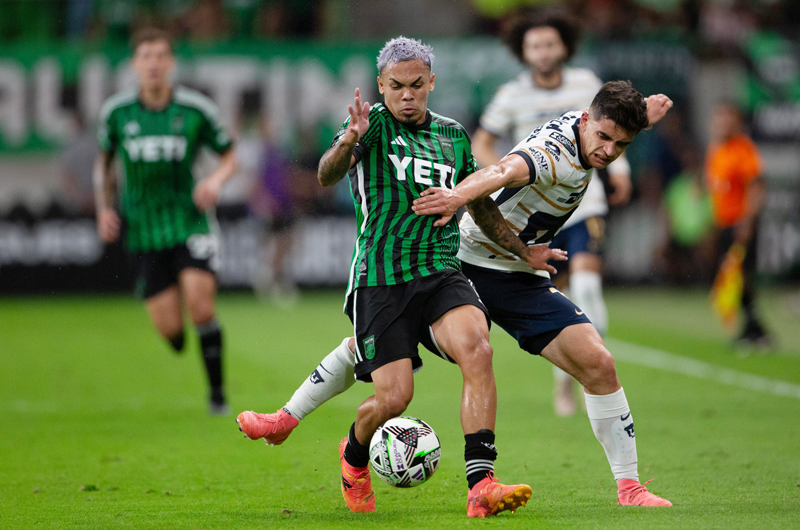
[
  {"x1": 466, "y1": 472, "x2": 532, "y2": 518},
  {"x1": 618, "y1": 478, "x2": 672, "y2": 506},
  {"x1": 339, "y1": 437, "x2": 375, "y2": 513},
  {"x1": 236, "y1": 409, "x2": 299, "y2": 446}
]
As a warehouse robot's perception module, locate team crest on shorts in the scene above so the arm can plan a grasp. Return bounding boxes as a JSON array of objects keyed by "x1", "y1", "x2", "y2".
[
  {"x1": 439, "y1": 138, "x2": 455, "y2": 162},
  {"x1": 364, "y1": 335, "x2": 376, "y2": 360}
]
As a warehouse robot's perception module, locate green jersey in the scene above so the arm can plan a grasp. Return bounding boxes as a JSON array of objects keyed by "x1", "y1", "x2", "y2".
[
  {"x1": 331, "y1": 103, "x2": 479, "y2": 295},
  {"x1": 97, "y1": 86, "x2": 233, "y2": 253}
]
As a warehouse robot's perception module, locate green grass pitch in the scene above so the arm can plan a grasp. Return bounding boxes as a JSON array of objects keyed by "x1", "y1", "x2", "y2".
[{"x1": 1, "y1": 287, "x2": 799, "y2": 528}]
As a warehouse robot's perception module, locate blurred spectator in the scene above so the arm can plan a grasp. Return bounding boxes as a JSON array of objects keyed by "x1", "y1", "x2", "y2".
[
  {"x1": 699, "y1": 0, "x2": 758, "y2": 54},
  {"x1": 184, "y1": 0, "x2": 230, "y2": 41},
  {"x1": 637, "y1": 109, "x2": 697, "y2": 208},
  {"x1": 59, "y1": 113, "x2": 100, "y2": 216},
  {"x1": 245, "y1": 117, "x2": 300, "y2": 302},
  {"x1": 67, "y1": 0, "x2": 94, "y2": 38},
  {"x1": 705, "y1": 102, "x2": 771, "y2": 347},
  {"x1": 660, "y1": 152, "x2": 715, "y2": 285}
]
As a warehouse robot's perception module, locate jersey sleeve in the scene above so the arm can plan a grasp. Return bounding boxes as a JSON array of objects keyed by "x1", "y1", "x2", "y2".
[
  {"x1": 510, "y1": 137, "x2": 574, "y2": 187},
  {"x1": 478, "y1": 84, "x2": 515, "y2": 137},
  {"x1": 97, "y1": 107, "x2": 118, "y2": 153},
  {"x1": 198, "y1": 105, "x2": 234, "y2": 154},
  {"x1": 331, "y1": 107, "x2": 383, "y2": 164}
]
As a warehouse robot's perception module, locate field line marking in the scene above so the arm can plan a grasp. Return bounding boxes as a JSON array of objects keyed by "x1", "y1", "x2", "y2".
[{"x1": 606, "y1": 338, "x2": 800, "y2": 401}]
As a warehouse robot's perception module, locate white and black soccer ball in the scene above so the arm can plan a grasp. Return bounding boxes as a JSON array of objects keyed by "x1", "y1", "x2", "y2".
[{"x1": 369, "y1": 416, "x2": 441, "y2": 488}]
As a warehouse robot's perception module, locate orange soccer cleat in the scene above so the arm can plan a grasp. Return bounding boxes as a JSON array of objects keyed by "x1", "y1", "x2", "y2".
[
  {"x1": 466, "y1": 472, "x2": 532, "y2": 518},
  {"x1": 617, "y1": 478, "x2": 672, "y2": 507},
  {"x1": 338, "y1": 437, "x2": 375, "y2": 513},
  {"x1": 236, "y1": 409, "x2": 299, "y2": 446}
]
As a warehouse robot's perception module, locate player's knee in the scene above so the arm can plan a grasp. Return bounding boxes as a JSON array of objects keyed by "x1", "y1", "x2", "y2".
[
  {"x1": 584, "y1": 347, "x2": 618, "y2": 389},
  {"x1": 377, "y1": 389, "x2": 412, "y2": 419},
  {"x1": 456, "y1": 336, "x2": 494, "y2": 375},
  {"x1": 188, "y1": 300, "x2": 215, "y2": 325}
]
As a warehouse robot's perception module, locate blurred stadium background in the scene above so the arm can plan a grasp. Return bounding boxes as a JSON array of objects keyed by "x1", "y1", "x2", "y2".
[
  {"x1": 1, "y1": 0, "x2": 799, "y2": 293},
  {"x1": 2, "y1": 1, "x2": 800, "y2": 527}
]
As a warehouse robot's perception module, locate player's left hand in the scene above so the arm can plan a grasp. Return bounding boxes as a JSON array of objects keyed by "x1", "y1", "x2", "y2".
[
  {"x1": 607, "y1": 171, "x2": 632, "y2": 206},
  {"x1": 194, "y1": 177, "x2": 222, "y2": 211},
  {"x1": 644, "y1": 94, "x2": 673, "y2": 127},
  {"x1": 412, "y1": 187, "x2": 466, "y2": 227},
  {"x1": 521, "y1": 245, "x2": 568, "y2": 274}
]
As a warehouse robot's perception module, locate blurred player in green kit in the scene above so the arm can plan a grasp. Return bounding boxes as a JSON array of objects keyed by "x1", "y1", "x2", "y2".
[{"x1": 94, "y1": 28, "x2": 238, "y2": 415}]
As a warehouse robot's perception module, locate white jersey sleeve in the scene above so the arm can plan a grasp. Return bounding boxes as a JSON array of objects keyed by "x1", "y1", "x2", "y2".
[{"x1": 458, "y1": 111, "x2": 594, "y2": 277}]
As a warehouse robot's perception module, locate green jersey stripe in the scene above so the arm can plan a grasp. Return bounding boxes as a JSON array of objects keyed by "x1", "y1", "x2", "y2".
[
  {"x1": 99, "y1": 86, "x2": 232, "y2": 253},
  {"x1": 336, "y1": 103, "x2": 474, "y2": 294}
]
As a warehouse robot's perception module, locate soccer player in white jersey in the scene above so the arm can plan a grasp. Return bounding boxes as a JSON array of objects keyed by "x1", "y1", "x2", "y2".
[
  {"x1": 237, "y1": 81, "x2": 674, "y2": 507},
  {"x1": 473, "y1": 10, "x2": 633, "y2": 416}
]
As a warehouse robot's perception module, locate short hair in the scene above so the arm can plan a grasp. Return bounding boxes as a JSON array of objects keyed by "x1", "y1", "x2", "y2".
[
  {"x1": 130, "y1": 27, "x2": 174, "y2": 55},
  {"x1": 376, "y1": 36, "x2": 434, "y2": 75},
  {"x1": 502, "y1": 9, "x2": 580, "y2": 63},
  {"x1": 589, "y1": 80, "x2": 649, "y2": 135}
]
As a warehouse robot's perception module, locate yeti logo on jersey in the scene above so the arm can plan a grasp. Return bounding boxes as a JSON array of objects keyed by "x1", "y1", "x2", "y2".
[
  {"x1": 438, "y1": 138, "x2": 455, "y2": 161},
  {"x1": 364, "y1": 336, "x2": 376, "y2": 360},
  {"x1": 124, "y1": 121, "x2": 141, "y2": 136},
  {"x1": 549, "y1": 132, "x2": 576, "y2": 156},
  {"x1": 124, "y1": 136, "x2": 189, "y2": 162},
  {"x1": 387, "y1": 154, "x2": 455, "y2": 187}
]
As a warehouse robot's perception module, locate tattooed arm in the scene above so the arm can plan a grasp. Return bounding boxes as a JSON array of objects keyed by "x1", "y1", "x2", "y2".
[
  {"x1": 466, "y1": 197, "x2": 567, "y2": 274},
  {"x1": 318, "y1": 88, "x2": 370, "y2": 187}
]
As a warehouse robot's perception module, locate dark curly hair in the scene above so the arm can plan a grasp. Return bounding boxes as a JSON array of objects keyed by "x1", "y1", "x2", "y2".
[
  {"x1": 501, "y1": 9, "x2": 580, "y2": 64},
  {"x1": 589, "y1": 80, "x2": 649, "y2": 135}
]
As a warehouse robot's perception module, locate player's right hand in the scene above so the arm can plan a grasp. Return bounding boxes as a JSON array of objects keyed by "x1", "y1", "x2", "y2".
[
  {"x1": 344, "y1": 88, "x2": 370, "y2": 144},
  {"x1": 97, "y1": 208, "x2": 121, "y2": 243},
  {"x1": 522, "y1": 245, "x2": 568, "y2": 274}
]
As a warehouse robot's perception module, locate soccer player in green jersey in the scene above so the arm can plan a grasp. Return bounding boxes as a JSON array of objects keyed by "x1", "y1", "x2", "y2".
[
  {"x1": 94, "y1": 28, "x2": 238, "y2": 415},
  {"x1": 244, "y1": 37, "x2": 532, "y2": 517}
]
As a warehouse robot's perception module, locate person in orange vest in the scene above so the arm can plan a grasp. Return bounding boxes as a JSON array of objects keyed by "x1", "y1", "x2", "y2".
[{"x1": 705, "y1": 102, "x2": 771, "y2": 348}]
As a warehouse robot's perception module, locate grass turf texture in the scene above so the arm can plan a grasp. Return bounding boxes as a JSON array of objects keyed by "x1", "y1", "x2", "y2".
[{"x1": 1, "y1": 288, "x2": 799, "y2": 528}]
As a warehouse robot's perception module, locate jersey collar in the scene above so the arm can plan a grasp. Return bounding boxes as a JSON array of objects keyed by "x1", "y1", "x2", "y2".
[
  {"x1": 571, "y1": 116, "x2": 592, "y2": 170},
  {"x1": 392, "y1": 109, "x2": 432, "y2": 131}
]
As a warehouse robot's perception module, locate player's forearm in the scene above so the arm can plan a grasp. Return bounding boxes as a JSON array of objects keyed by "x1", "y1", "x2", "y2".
[
  {"x1": 452, "y1": 155, "x2": 528, "y2": 207},
  {"x1": 467, "y1": 197, "x2": 529, "y2": 259},
  {"x1": 207, "y1": 148, "x2": 238, "y2": 187},
  {"x1": 318, "y1": 141, "x2": 356, "y2": 187},
  {"x1": 93, "y1": 153, "x2": 116, "y2": 212}
]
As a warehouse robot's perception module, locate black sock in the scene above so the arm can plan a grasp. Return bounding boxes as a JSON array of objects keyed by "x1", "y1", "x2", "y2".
[
  {"x1": 465, "y1": 429, "x2": 497, "y2": 489},
  {"x1": 168, "y1": 330, "x2": 185, "y2": 352},
  {"x1": 197, "y1": 319, "x2": 224, "y2": 404},
  {"x1": 343, "y1": 423, "x2": 370, "y2": 468}
]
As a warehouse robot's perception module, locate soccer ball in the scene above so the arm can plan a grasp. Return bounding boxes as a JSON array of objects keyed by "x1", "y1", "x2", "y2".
[{"x1": 369, "y1": 416, "x2": 441, "y2": 488}]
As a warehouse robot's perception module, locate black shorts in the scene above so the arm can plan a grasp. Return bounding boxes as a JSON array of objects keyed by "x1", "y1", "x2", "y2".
[
  {"x1": 462, "y1": 262, "x2": 591, "y2": 355},
  {"x1": 345, "y1": 269, "x2": 490, "y2": 383},
  {"x1": 131, "y1": 235, "x2": 218, "y2": 300}
]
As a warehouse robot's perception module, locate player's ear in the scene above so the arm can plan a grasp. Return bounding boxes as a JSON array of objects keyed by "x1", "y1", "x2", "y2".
[
  {"x1": 429, "y1": 73, "x2": 435, "y2": 92},
  {"x1": 377, "y1": 75, "x2": 385, "y2": 95}
]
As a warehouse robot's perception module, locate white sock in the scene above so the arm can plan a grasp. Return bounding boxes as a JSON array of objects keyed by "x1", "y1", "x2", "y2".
[
  {"x1": 284, "y1": 338, "x2": 356, "y2": 420},
  {"x1": 584, "y1": 387, "x2": 639, "y2": 482},
  {"x1": 570, "y1": 271, "x2": 608, "y2": 336}
]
